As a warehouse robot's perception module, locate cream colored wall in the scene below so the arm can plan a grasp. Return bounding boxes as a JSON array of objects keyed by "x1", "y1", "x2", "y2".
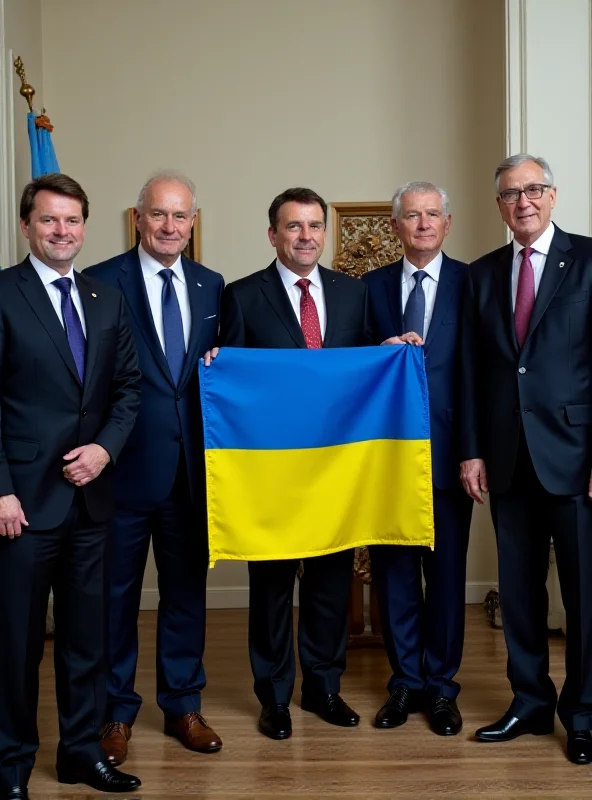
[
  {"x1": 39, "y1": 0, "x2": 505, "y2": 602},
  {"x1": 4, "y1": 0, "x2": 42, "y2": 259}
]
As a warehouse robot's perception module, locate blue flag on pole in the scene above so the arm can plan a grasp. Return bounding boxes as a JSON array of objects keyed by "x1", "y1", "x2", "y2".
[{"x1": 27, "y1": 112, "x2": 59, "y2": 178}]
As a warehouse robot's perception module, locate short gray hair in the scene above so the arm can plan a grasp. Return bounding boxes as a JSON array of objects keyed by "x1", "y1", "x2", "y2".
[
  {"x1": 136, "y1": 170, "x2": 198, "y2": 215},
  {"x1": 494, "y1": 154, "x2": 554, "y2": 193},
  {"x1": 392, "y1": 181, "x2": 450, "y2": 219}
]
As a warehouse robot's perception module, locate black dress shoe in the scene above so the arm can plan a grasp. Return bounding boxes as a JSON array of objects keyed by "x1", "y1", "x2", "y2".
[
  {"x1": 475, "y1": 710, "x2": 554, "y2": 742},
  {"x1": 56, "y1": 759, "x2": 141, "y2": 793},
  {"x1": 375, "y1": 685, "x2": 421, "y2": 729},
  {"x1": 2, "y1": 788, "x2": 28, "y2": 800},
  {"x1": 258, "y1": 704, "x2": 292, "y2": 740},
  {"x1": 301, "y1": 693, "x2": 360, "y2": 727},
  {"x1": 567, "y1": 730, "x2": 592, "y2": 764},
  {"x1": 428, "y1": 697, "x2": 462, "y2": 736}
]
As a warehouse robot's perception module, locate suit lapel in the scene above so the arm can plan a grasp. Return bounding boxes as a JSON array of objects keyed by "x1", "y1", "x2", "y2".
[
  {"x1": 179, "y1": 257, "x2": 203, "y2": 389},
  {"x1": 260, "y1": 263, "x2": 306, "y2": 347},
  {"x1": 524, "y1": 227, "x2": 573, "y2": 345},
  {"x1": 424, "y1": 254, "x2": 458, "y2": 350},
  {"x1": 75, "y1": 271, "x2": 102, "y2": 396},
  {"x1": 320, "y1": 266, "x2": 339, "y2": 347},
  {"x1": 385, "y1": 260, "x2": 404, "y2": 336},
  {"x1": 117, "y1": 248, "x2": 174, "y2": 386},
  {"x1": 16, "y1": 258, "x2": 81, "y2": 385},
  {"x1": 492, "y1": 243, "x2": 519, "y2": 353}
]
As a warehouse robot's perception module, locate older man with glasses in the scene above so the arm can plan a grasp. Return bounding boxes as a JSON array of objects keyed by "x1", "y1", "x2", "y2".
[{"x1": 461, "y1": 153, "x2": 592, "y2": 765}]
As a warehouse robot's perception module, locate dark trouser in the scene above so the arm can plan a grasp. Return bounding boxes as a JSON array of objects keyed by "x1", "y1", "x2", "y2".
[
  {"x1": 248, "y1": 549, "x2": 355, "y2": 706},
  {"x1": 490, "y1": 434, "x2": 592, "y2": 731},
  {"x1": 372, "y1": 486, "x2": 472, "y2": 700},
  {"x1": 106, "y1": 462, "x2": 208, "y2": 723},
  {"x1": 0, "y1": 495, "x2": 107, "y2": 792}
]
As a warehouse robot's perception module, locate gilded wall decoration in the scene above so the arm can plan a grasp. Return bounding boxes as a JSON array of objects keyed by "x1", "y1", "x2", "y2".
[
  {"x1": 127, "y1": 208, "x2": 202, "y2": 262},
  {"x1": 331, "y1": 202, "x2": 403, "y2": 278}
]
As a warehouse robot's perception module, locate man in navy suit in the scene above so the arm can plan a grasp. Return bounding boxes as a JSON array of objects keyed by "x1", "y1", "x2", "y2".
[
  {"x1": 86, "y1": 172, "x2": 224, "y2": 764},
  {"x1": 362, "y1": 181, "x2": 473, "y2": 736}
]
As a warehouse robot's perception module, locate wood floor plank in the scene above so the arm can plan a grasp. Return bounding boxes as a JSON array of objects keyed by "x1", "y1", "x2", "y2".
[{"x1": 29, "y1": 606, "x2": 592, "y2": 798}]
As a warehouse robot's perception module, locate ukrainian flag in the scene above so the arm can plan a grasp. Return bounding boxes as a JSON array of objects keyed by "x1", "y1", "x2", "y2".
[{"x1": 199, "y1": 346, "x2": 434, "y2": 565}]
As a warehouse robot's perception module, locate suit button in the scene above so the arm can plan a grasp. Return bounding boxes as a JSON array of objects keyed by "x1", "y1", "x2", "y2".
[
  {"x1": 513, "y1": 408, "x2": 519, "y2": 415},
  {"x1": 518, "y1": 367, "x2": 526, "y2": 374},
  {"x1": 81, "y1": 409, "x2": 87, "y2": 417},
  {"x1": 523, "y1": 408, "x2": 531, "y2": 414},
  {"x1": 176, "y1": 394, "x2": 181, "y2": 401}
]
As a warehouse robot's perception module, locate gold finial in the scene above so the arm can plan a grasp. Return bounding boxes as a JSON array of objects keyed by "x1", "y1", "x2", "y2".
[{"x1": 13, "y1": 56, "x2": 35, "y2": 113}]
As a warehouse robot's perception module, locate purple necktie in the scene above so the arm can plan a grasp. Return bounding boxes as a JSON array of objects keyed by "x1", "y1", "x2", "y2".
[
  {"x1": 515, "y1": 247, "x2": 535, "y2": 348},
  {"x1": 53, "y1": 277, "x2": 86, "y2": 383}
]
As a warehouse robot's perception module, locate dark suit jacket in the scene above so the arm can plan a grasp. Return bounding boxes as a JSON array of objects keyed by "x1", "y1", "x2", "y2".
[
  {"x1": 0, "y1": 257, "x2": 141, "y2": 529},
  {"x1": 461, "y1": 226, "x2": 592, "y2": 495},
  {"x1": 86, "y1": 247, "x2": 224, "y2": 507},
  {"x1": 362, "y1": 254, "x2": 467, "y2": 491},
  {"x1": 218, "y1": 262, "x2": 374, "y2": 349}
]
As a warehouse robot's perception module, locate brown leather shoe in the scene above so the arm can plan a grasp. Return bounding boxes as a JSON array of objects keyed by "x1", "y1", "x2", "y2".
[
  {"x1": 164, "y1": 712, "x2": 222, "y2": 753},
  {"x1": 100, "y1": 722, "x2": 132, "y2": 766}
]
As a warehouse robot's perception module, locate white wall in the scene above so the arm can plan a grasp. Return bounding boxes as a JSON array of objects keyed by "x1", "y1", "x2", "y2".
[{"x1": 38, "y1": 0, "x2": 505, "y2": 603}]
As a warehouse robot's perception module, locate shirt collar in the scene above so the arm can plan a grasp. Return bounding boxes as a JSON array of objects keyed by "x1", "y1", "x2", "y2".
[
  {"x1": 276, "y1": 258, "x2": 322, "y2": 290},
  {"x1": 29, "y1": 252, "x2": 76, "y2": 286},
  {"x1": 402, "y1": 251, "x2": 443, "y2": 284},
  {"x1": 138, "y1": 243, "x2": 185, "y2": 283},
  {"x1": 512, "y1": 221, "x2": 555, "y2": 260}
]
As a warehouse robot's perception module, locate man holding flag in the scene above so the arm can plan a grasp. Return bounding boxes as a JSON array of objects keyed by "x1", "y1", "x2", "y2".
[{"x1": 213, "y1": 188, "x2": 374, "y2": 740}]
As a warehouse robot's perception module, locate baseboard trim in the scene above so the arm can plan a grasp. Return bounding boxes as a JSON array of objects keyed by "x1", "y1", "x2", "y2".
[{"x1": 138, "y1": 582, "x2": 498, "y2": 611}]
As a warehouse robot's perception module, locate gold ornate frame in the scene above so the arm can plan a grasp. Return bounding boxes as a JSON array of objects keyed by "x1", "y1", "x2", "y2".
[
  {"x1": 331, "y1": 201, "x2": 403, "y2": 278},
  {"x1": 127, "y1": 208, "x2": 202, "y2": 262}
]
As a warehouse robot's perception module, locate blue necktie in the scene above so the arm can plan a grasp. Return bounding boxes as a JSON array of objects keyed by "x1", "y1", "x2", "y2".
[
  {"x1": 403, "y1": 270, "x2": 428, "y2": 339},
  {"x1": 159, "y1": 269, "x2": 185, "y2": 385},
  {"x1": 53, "y1": 277, "x2": 86, "y2": 383}
]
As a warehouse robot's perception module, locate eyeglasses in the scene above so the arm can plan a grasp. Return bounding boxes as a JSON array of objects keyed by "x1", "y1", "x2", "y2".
[{"x1": 498, "y1": 184, "x2": 551, "y2": 204}]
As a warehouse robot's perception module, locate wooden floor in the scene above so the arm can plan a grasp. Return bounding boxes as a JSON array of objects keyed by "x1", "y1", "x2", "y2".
[{"x1": 31, "y1": 606, "x2": 591, "y2": 799}]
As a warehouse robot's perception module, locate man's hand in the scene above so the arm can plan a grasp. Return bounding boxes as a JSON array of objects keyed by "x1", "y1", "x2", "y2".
[
  {"x1": 63, "y1": 444, "x2": 110, "y2": 487},
  {"x1": 460, "y1": 458, "x2": 488, "y2": 504},
  {"x1": 381, "y1": 331, "x2": 424, "y2": 346},
  {"x1": 203, "y1": 347, "x2": 220, "y2": 367},
  {"x1": 0, "y1": 494, "x2": 28, "y2": 538}
]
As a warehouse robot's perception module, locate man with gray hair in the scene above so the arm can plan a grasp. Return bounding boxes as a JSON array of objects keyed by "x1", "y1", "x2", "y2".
[
  {"x1": 86, "y1": 172, "x2": 225, "y2": 762},
  {"x1": 461, "y1": 154, "x2": 592, "y2": 764},
  {"x1": 362, "y1": 181, "x2": 472, "y2": 737}
]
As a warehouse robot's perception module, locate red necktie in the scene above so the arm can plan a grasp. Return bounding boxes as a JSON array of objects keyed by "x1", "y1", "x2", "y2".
[
  {"x1": 296, "y1": 278, "x2": 322, "y2": 349},
  {"x1": 515, "y1": 247, "x2": 535, "y2": 348}
]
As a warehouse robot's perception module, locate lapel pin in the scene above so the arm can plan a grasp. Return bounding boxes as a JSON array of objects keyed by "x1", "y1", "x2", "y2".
[
  {"x1": 197, "y1": 282, "x2": 202, "y2": 287},
  {"x1": 559, "y1": 262, "x2": 565, "y2": 268},
  {"x1": 91, "y1": 292, "x2": 97, "y2": 297}
]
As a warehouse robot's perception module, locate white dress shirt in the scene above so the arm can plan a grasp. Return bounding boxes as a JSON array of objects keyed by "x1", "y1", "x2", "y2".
[
  {"x1": 139, "y1": 244, "x2": 191, "y2": 352},
  {"x1": 511, "y1": 222, "x2": 555, "y2": 310},
  {"x1": 276, "y1": 259, "x2": 327, "y2": 337},
  {"x1": 401, "y1": 252, "x2": 443, "y2": 337},
  {"x1": 29, "y1": 253, "x2": 87, "y2": 337}
]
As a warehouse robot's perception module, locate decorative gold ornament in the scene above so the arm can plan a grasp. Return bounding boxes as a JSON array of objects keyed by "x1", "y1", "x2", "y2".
[
  {"x1": 13, "y1": 56, "x2": 35, "y2": 112},
  {"x1": 331, "y1": 202, "x2": 403, "y2": 278}
]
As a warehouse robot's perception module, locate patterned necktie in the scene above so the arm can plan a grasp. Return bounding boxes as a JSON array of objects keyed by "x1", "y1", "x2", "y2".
[
  {"x1": 515, "y1": 247, "x2": 535, "y2": 348},
  {"x1": 403, "y1": 270, "x2": 428, "y2": 338},
  {"x1": 159, "y1": 269, "x2": 186, "y2": 385},
  {"x1": 295, "y1": 278, "x2": 322, "y2": 349},
  {"x1": 52, "y1": 277, "x2": 86, "y2": 383}
]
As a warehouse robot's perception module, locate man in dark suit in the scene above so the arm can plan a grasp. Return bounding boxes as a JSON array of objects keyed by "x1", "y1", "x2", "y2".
[
  {"x1": 461, "y1": 154, "x2": 592, "y2": 765},
  {"x1": 362, "y1": 181, "x2": 472, "y2": 737},
  {"x1": 86, "y1": 172, "x2": 224, "y2": 764},
  {"x1": 0, "y1": 174, "x2": 142, "y2": 800},
  {"x1": 210, "y1": 187, "x2": 373, "y2": 740}
]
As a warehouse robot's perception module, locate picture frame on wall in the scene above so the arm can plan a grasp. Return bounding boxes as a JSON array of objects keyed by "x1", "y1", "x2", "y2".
[
  {"x1": 127, "y1": 207, "x2": 202, "y2": 262},
  {"x1": 331, "y1": 201, "x2": 403, "y2": 278}
]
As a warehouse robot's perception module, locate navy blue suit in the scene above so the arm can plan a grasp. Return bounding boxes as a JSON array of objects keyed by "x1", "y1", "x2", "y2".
[
  {"x1": 86, "y1": 247, "x2": 224, "y2": 722},
  {"x1": 362, "y1": 254, "x2": 473, "y2": 700}
]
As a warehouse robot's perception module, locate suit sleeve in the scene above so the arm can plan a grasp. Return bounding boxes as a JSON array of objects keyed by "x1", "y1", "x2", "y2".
[
  {"x1": 218, "y1": 284, "x2": 246, "y2": 347},
  {"x1": 93, "y1": 294, "x2": 142, "y2": 463},
  {"x1": 0, "y1": 310, "x2": 15, "y2": 497},
  {"x1": 360, "y1": 282, "x2": 379, "y2": 345},
  {"x1": 459, "y1": 266, "x2": 482, "y2": 461}
]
